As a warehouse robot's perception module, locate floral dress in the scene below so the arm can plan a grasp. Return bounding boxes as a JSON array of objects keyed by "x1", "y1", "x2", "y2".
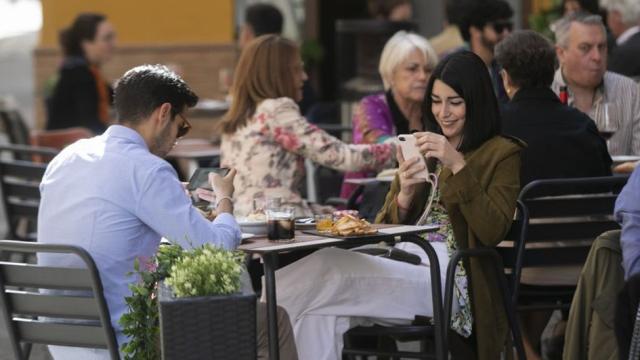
[
  {"x1": 420, "y1": 166, "x2": 473, "y2": 337},
  {"x1": 221, "y1": 97, "x2": 395, "y2": 217}
]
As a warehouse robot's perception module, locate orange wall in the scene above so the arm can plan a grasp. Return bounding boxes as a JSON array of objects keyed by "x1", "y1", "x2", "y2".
[{"x1": 40, "y1": 0, "x2": 234, "y2": 46}]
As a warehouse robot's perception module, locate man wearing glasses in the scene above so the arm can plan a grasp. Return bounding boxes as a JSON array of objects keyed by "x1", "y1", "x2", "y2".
[
  {"x1": 458, "y1": 0, "x2": 514, "y2": 104},
  {"x1": 37, "y1": 65, "x2": 298, "y2": 359}
]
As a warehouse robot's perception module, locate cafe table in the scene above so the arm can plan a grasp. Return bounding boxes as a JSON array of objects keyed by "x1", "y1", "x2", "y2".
[{"x1": 238, "y1": 223, "x2": 441, "y2": 360}]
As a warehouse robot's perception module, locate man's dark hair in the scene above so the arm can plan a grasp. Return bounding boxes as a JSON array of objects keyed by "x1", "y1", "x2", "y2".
[
  {"x1": 59, "y1": 13, "x2": 106, "y2": 58},
  {"x1": 445, "y1": 0, "x2": 473, "y2": 26},
  {"x1": 367, "y1": 0, "x2": 412, "y2": 19},
  {"x1": 423, "y1": 51, "x2": 502, "y2": 153},
  {"x1": 459, "y1": 0, "x2": 514, "y2": 42},
  {"x1": 495, "y1": 30, "x2": 556, "y2": 89},
  {"x1": 114, "y1": 65, "x2": 198, "y2": 125},
  {"x1": 245, "y1": 4, "x2": 283, "y2": 36}
]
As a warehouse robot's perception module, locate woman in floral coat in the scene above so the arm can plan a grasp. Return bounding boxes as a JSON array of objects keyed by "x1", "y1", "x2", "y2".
[{"x1": 219, "y1": 35, "x2": 395, "y2": 217}]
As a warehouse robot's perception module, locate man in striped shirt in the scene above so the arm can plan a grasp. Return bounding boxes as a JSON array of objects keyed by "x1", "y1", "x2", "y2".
[{"x1": 551, "y1": 12, "x2": 640, "y2": 156}]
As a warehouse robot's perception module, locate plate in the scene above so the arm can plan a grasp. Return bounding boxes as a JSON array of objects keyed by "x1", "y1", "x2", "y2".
[
  {"x1": 241, "y1": 233, "x2": 255, "y2": 240},
  {"x1": 612, "y1": 155, "x2": 640, "y2": 163},
  {"x1": 302, "y1": 229, "x2": 380, "y2": 239},
  {"x1": 237, "y1": 218, "x2": 268, "y2": 235}
]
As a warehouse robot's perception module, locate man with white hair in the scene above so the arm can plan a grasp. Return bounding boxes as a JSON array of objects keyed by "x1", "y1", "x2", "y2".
[
  {"x1": 601, "y1": 0, "x2": 640, "y2": 79},
  {"x1": 551, "y1": 12, "x2": 640, "y2": 155}
]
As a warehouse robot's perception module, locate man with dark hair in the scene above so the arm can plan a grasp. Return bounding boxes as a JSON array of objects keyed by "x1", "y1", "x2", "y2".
[
  {"x1": 38, "y1": 65, "x2": 298, "y2": 359},
  {"x1": 458, "y1": 0, "x2": 514, "y2": 104},
  {"x1": 239, "y1": 3, "x2": 284, "y2": 49},
  {"x1": 237, "y1": 3, "x2": 315, "y2": 115},
  {"x1": 496, "y1": 30, "x2": 611, "y2": 186}
]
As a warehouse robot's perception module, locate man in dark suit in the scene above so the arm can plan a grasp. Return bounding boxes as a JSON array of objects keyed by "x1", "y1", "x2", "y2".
[
  {"x1": 496, "y1": 30, "x2": 612, "y2": 187},
  {"x1": 602, "y1": 0, "x2": 640, "y2": 79}
]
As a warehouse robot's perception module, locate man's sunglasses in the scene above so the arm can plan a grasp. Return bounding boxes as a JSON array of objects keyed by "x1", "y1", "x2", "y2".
[
  {"x1": 176, "y1": 113, "x2": 192, "y2": 138},
  {"x1": 492, "y1": 21, "x2": 513, "y2": 34}
]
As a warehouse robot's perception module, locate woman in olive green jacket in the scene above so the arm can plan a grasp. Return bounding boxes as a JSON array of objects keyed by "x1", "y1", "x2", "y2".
[
  {"x1": 376, "y1": 51, "x2": 524, "y2": 359},
  {"x1": 271, "y1": 52, "x2": 523, "y2": 360}
]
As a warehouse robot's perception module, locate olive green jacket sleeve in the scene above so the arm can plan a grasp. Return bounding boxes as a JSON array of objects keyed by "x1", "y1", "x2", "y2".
[
  {"x1": 374, "y1": 175, "x2": 429, "y2": 225},
  {"x1": 439, "y1": 147, "x2": 522, "y2": 247}
]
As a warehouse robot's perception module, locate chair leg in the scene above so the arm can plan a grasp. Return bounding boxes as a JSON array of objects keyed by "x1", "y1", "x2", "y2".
[{"x1": 21, "y1": 342, "x2": 32, "y2": 359}]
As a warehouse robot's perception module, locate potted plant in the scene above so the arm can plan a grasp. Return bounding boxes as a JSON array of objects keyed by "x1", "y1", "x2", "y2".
[
  {"x1": 159, "y1": 245, "x2": 256, "y2": 359},
  {"x1": 119, "y1": 244, "x2": 256, "y2": 360}
]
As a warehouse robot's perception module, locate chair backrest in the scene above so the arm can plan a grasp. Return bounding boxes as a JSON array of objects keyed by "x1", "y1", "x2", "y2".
[
  {"x1": 516, "y1": 176, "x2": 627, "y2": 269},
  {"x1": 0, "y1": 109, "x2": 31, "y2": 146},
  {"x1": 30, "y1": 127, "x2": 93, "y2": 151},
  {"x1": 0, "y1": 240, "x2": 119, "y2": 359},
  {"x1": 0, "y1": 144, "x2": 59, "y2": 163},
  {"x1": 497, "y1": 200, "x2": 529, "y2": 306},
  {"x1": 0, "y1": 153, "x2": 49, "y2": 240}
]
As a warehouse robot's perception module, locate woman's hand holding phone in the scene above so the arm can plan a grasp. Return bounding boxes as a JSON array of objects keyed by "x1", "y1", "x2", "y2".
[
  {"x1": 396, "y1": 146, "x2": 427, "y2": 210},
  {"x1": 413, "y1": 132, "x2": 466, "y2": 174}
]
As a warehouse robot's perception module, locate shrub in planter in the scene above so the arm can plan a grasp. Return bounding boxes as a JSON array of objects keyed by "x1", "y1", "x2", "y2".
[
  {"x1": 120, "y1": 244, "x2": 256, "y2": 360},
  {"x1": 159, "y1": 245, "x2": 256, "y2": 360}
]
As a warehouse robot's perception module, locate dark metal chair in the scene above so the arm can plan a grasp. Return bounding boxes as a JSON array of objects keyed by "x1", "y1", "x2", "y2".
[
  {"x1": 513, "y1": 176, "x2": 628, "y2": 312},
  {"x1": 0, "y1": 148, "x2": 53, "y2": 242},
  {"x1": 342, "y1": 234, "x2": 446, "y2": 359},
  {"x1": 0, "y1": 143, "x2": 59, "y2": 163},
  {"x1": 0, "y1": 240, "x2": 119, "y2": 359},
  {"x1": 0, "y1": 108, "x2": 31, "y2": 146},
  {"x1": 343, "y1": 201, "x2": 529, "y2": 359},
  {"x1": 444, "y1": 201, "x2": 528, "y2": 359}
]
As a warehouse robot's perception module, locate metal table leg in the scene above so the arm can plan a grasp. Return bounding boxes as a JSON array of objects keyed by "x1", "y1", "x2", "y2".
[{"x1": 263, "y1": 253, "x2": 280, "y2": 360}]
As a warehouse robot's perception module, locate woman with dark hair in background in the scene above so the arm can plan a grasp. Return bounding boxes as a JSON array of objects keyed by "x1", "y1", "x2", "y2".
[
  {"x1": 46, "y1": 13, "x2": 116, "y2": 134},
  {"x1": 272, "y1": 51, "x2": 524, "y2": 359}
]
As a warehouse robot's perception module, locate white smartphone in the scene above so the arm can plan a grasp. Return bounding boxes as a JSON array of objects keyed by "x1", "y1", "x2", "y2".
[{"x1": 397, "y1": 134, "x2": 429, "y2": 180}]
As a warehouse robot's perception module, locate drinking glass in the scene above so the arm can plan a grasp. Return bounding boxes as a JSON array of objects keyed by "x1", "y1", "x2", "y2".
[
  {"x1": 266, "y1": 206, "x2": 295, "y2": 242},
  {"x1": 597, "y1": 102, "x2": 618, "y2": 144},
  {"x1": 315, "y1": 214, "x2": 333, "y2": 233}
]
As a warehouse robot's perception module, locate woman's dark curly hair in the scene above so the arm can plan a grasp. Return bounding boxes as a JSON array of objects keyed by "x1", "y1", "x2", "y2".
[{"x1": 494, "y1": 30, "x2": 557, "y2": 89}]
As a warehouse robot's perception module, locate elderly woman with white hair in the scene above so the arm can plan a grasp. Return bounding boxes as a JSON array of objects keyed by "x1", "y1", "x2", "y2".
[{"x1": 340, "y1": 31, "x2": 438, "y2": 198}]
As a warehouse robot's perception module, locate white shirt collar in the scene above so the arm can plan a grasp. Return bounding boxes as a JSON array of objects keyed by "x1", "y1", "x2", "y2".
[{"x1": 617, "y1": 25, "x2": 640, "y2": 46}]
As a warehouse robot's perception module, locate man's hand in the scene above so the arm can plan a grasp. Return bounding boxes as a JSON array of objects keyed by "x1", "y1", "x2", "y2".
[{"x1": 209, "y1": 169, "x2": 236, "y2": 214}]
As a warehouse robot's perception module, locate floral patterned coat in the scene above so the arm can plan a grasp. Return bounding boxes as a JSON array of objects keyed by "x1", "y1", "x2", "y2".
[{"x1": 221, "y1": 97, "x2": 395, "y2": 217}]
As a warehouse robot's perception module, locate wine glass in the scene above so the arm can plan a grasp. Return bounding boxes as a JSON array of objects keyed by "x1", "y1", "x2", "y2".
[{"x1": 597, "y1": 102, "x2": 618, "y2": 145}]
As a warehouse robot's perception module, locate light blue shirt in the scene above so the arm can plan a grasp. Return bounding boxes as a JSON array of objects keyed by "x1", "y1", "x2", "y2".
[
  {"x1": 37, "y1": 125, "x2": 241, "y2": 347},
  {"x1": 615, "y1": 166, "x2": 640, "y2": 279}
]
